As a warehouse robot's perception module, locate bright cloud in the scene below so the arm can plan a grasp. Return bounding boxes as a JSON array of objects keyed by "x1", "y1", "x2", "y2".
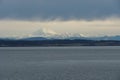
[{"x1": 0, "y1": 18, "x2": 120, "y2": 38}]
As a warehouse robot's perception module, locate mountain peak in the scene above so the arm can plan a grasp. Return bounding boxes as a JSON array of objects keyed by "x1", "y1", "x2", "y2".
[
  {"x1": 30, "y1": 28, "x2": 84, "y2": 39},
  {"x1": 32, "y1": 28, "x2": 58, "y2": 38}
]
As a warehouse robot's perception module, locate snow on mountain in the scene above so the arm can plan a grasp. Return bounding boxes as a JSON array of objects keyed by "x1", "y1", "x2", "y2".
[
  {"x1": 32, "y1": 28, "x2": 58, "y2": 37},
  {"x1": 30, "y1": 28, "x2": 84, "y2": 39},
  {"x1": 2, "y1": 28, "x2": 120, "y2": 41},
  {"x1": 28, "y1": 28, "x2": 120, "y2": 40}
]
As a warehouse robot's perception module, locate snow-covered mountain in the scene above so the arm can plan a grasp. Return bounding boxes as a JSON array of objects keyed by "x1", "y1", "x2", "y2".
[
  {"x1": 32, "y1": 28, "x2": 58, "y2": 38},
  {"x1": 18, "y1": 28, "x2": 120, "y2": 41},
  {"x1": 29, "y1": 28, "x2": 84, "y2": 39},
  {"x1": 0, "y1": 28, "x2": 120, "y2": 41}
]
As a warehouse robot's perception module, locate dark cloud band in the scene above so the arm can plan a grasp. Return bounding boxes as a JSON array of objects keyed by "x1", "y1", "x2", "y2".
[{"x1": 0, "y1": 0, "x2": 120, "y2": 20}]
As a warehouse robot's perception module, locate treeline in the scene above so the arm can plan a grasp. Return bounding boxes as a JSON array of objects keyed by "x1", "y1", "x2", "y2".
[{"x1": 0, "y1": 39, "x2": 120, "y2": 47}]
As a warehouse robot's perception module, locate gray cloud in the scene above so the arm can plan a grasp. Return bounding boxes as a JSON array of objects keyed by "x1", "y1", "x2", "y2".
[{"x1": 0, "y1": 0, "x2": 120, "y2": 20}]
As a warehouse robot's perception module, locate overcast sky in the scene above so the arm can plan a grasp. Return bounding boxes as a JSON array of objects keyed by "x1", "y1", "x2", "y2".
[
  {"x1": 0, "y1": 0, "x2": 120, "y2": 37},
  {"x1": 0, "y1": 0, "x2": 120, "y2": 20}
]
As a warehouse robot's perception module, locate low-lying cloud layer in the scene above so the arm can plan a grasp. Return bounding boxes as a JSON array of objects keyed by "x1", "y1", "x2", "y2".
[
  {"x1": 0, "y1": 0, "x2": 120, "y2": 20},
  {"x1": 0, "y1": 18, "x2": 120, "y2": 38}
]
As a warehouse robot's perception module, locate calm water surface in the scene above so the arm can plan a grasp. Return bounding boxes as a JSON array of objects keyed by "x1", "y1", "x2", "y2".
[{"x1": 0, "y1": 47, "x2": 120, "y2": 80}]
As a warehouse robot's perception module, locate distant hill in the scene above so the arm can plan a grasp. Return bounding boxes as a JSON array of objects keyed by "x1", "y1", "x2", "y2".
[
  {"x1": 0, "y1": 38, "x2": 120, "y2": 47},
  {"x1": 0, "y1": 35, "x2": 120, "y2": 46},
  {"x1": 87, "y1": 36, "x2": 120, "y2": 41},
  {"x1": 21, "y1": 37, "x2": 48, "y2": 41},
  {"x1": 20, "y1": 35, "x2": 120, "y2": 41}
]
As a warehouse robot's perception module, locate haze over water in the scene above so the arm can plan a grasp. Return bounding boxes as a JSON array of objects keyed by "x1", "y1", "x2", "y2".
[{"x1": 0, "y1": 47, "x2": 120, "y2": 80}]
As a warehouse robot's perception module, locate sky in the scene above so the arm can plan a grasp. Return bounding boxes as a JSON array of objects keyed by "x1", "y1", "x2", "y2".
[{"x1": 0, "y1": 0, "x2": 120, "y2": 38}]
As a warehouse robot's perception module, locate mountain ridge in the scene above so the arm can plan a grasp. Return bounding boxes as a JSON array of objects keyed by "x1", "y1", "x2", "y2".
[{"x1": 1, "y1": 35, "x2": 120, "y2": 41}]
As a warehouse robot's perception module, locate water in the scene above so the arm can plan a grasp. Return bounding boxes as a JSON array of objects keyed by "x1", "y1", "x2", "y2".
[{"x1": 0, "y1": 47, "x2": 120, "y2": 80}]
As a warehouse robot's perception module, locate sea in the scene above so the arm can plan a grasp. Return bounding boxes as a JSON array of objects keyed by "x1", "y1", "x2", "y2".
[{"x1": 0, "y1": 47, "x2": 120, "y2": 80}]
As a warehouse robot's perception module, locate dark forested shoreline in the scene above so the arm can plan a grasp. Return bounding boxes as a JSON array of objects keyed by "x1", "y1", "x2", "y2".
[{"x1": 0, "y1": 39, "x2": 120, "y2": 47}]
